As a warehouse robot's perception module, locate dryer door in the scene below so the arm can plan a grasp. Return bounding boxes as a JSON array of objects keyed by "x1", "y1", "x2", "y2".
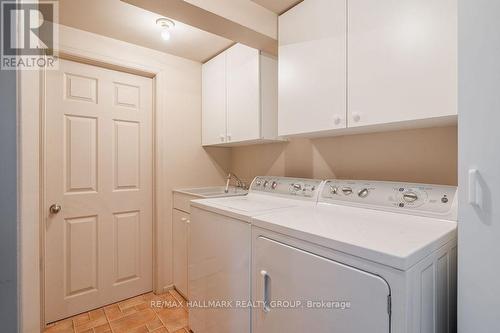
[{"x1": 253, "y1": 236, "x2": 391, "y2": 333}]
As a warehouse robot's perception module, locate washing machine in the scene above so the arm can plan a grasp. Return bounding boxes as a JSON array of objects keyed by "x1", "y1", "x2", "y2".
[
  {"x1": 188, "y1": 176, "x2": 324, "y2": 333},
  {"x1": 251, "y1": 179, "x2": 458, "y2": 333}
]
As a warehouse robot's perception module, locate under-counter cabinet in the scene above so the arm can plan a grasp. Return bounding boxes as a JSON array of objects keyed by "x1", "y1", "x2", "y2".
[
  {"x1": 202, "y1": 43, "x2": 281, "y2": 146},
  {"x1": 279, "y1": 0, "x2": 457, "y2": 137},
  {"x1": 172, "y1": 192, "x2": 196, "y2": 299}
]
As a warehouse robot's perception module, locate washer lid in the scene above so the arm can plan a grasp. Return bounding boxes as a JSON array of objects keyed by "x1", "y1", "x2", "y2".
[
  {"x1": 191, "y1": 194, "x2": 301, "y2": 221},
  {"x1": 190, "y1": 176, "x2": 325, "y2": 221},
  {"x1": 252, "y1": 204, "x2": 457, "y2": 270}
]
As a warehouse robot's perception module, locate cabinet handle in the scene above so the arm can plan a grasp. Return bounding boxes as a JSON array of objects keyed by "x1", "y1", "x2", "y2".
[
  {"x1": 181, "y1": 217, "x2": 188, "y2": 222},
  {"x1": 468, "y1": 169, "x2": 480, "y2": 206},
  {"x1": 227, "y1": 134, "x2": 232, "y2": 141},
  {"x1": 219, "y1": 135, "x2": 225, "y2": 142},
  {"x1": 260, "y1": 270, "x2": 271, "y2": 313},
  {"x1": 186, "y1": 219, "x2": 190, "y2": 224}
]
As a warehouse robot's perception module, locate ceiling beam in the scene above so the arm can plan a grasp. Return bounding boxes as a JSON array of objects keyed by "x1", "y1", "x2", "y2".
[{"x1": 121, "y1": 0, "x2": 278, "y2": 57}]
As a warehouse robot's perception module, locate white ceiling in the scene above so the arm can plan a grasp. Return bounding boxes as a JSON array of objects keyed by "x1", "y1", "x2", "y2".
[
  {"x1": 250, "y1": 0, "x2": 302, "y2": 14},
  {"x1": 57, "y1": 0, "x2": 234, "y2": 62}
]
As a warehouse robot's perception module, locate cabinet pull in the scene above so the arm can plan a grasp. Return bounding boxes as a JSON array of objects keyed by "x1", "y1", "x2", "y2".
[
  {"x1": 181, "y1": 217, "x2": 188, "y2": 222},
  {"x1": 260, "y1": 270, "x2": 271, "y2": 313}
]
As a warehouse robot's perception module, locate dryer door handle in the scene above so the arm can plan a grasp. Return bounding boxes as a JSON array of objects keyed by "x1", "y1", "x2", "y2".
[{"x1": 260, "y1": 270, "x2": 271, "y2": 313}]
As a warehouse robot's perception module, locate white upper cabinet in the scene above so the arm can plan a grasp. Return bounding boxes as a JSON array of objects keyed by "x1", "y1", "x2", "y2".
[
  {"x1": 226, "y1": 44, "x2": 260, "y2": 143},
  {"x1": 348, "y1": 0, "x2": 457, "y2": 128},
  {"x1": 278, "y1": 0, "x2": 457, "y2": 137},
  {"x1": 278, "y1": 0, "x2": 347, "y2": 136},
  {"x1": 202, "y1": 43, "x2": 280, "y2": 146},
  {"x1": 202, "y1": 52, "x2": 226, "y2": 145}
]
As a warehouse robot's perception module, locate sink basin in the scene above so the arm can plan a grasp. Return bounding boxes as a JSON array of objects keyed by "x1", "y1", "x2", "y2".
[{"x1": 174, "y1": 186, "x2": 248, "y2": 198}]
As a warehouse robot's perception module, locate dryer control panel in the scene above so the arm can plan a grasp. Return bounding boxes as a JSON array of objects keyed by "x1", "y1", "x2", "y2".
[
  {"x1": 320, "y1": 180, "x2": 457, "y2": 220},
  {"x1": 250, "y1": 176, "x2": 323, "y2": 200}
]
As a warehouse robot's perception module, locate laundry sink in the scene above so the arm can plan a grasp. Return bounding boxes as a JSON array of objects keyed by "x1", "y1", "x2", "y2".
[{"x1": 174, "y1": 186, "x2": 248, "y2": 198}]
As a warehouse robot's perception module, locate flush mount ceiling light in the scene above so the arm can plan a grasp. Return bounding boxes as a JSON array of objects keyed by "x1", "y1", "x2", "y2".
[{"x1": 156, "y1": 18, "x2": 175, "y2": 41}]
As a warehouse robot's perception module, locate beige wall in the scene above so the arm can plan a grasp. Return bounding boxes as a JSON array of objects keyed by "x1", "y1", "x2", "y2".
[
  {"x1": 230, "y1": 126, "x2": 458, "y2": 186},
  {"x1": 157, "y1": 54, "x2": 231, "y2": 289}
]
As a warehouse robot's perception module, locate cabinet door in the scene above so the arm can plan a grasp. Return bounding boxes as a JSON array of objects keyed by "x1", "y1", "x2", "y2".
[
  {"x1": 202, "y1": 52, "x2": 227, "y2": 145},
  {"x1": 253, "y1": 236, "x2": 390, "y2": 333},
  {"x1": 348, "y1": 0, "x2": 457, "y2": 127},
  {"x1": 278, "y1": 0, "x2": 347, "y2": 136},
  {"x1": 226, "y1": 44, "x2": 261, "y2": 143},
  {"x1": 173, "y1": 209, "x2": 189, "y2": 298}
]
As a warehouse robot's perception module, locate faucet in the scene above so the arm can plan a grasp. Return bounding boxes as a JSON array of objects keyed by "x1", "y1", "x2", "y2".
[{"x1": 225, "y1": 172, "x2": 247, "y2": 193}]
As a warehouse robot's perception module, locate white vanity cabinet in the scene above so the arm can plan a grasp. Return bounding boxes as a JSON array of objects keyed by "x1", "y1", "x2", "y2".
[
  {"x1": 278, "y1": 0, "x2": 457, "y2": 137},
  {"x1": 202, "y1": 43, "x2": 280, "y2": 146}
]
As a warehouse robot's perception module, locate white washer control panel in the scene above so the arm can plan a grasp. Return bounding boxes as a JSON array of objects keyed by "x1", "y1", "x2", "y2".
[
  {"x1": 250, "y1": 176, "x2": 323, "y2": 199},
  {"x1": 321, "y1": 180, "x2": 457, "y2": 220}
]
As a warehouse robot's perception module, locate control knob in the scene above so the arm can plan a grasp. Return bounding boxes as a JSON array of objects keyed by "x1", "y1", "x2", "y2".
[
  {"x1": 342, "y1": 187, "x2": 353, "y2": 195},
  {"x1": 263, "y1": 180, "x2": 269, "y2": 188},
  {"x1": 403, "y1": 192, "x2": 418, "y2": 203},
  {"x1": 329, "y1": 185, "x2": 338, "y2": 195},
  {"x1": 358, "y1": 188, "x2": 369, "y2": 198},
  {"x1": 271, "y1": 181, "x2": 278, "y2": 189}
]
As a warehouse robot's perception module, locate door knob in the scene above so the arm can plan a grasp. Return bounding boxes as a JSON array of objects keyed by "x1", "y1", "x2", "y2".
[{"x1": 49, "y1": 204, "x2": 62, "y2": 214}]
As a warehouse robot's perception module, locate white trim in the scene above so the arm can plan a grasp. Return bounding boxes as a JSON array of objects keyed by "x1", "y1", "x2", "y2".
[{"x1": 18, "y1": 24, "x2": 198, "y2": 331}]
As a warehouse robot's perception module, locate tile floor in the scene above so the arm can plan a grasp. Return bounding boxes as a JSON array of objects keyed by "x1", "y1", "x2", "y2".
[{"x1": 44, "y1": 290, "x2": 189, "y2": 333}]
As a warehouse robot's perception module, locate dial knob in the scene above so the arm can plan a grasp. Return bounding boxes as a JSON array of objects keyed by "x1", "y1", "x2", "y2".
[
  {"x1": 271, "y1": 181, "x2": 278, "y2": 189},
  {"x1": 342, "y1": 187, "x2": 353, "y2": 195},
  {"x1": 403, "y1": 192, "x2": 418, "y2": 203},
  {"x1": 255, "y1": 179, "x2": 262, "y2": 186},
  {"x1": 358, "y1": 188, "x2": 369, "y2": 198},
  {"x1": 263, "y1": 180, "x2": 269, "y2": 188},
  {"x1": 292, "y1": 183, "x2": 302, "y2": 191},
  {"x1": 329, "y1": 185, "x2": 338, "y2": 195}
]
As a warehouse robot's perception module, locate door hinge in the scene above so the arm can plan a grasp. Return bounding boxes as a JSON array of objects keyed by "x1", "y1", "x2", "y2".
[{"x1": 387, "y1": 295, "x2": 392, "y2": 316}]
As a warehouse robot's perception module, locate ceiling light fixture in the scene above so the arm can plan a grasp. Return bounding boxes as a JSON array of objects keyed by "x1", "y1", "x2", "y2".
[{"x1": 156, "y1": 18, "x2": 175, "y2": 41}]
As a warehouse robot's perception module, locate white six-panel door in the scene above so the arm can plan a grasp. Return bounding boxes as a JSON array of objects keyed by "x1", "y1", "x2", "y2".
[{"x1": 44, "y1": 59, "x2": 153, "y2": 323}]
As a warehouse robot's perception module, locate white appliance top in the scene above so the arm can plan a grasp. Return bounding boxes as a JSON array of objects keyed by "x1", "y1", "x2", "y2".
[
  {"x1": 190, "y1": 176, "x2": 323, "y2": 221},
  {"x1": 252, "y1": 179, "x2": 458, "y2": 270}
]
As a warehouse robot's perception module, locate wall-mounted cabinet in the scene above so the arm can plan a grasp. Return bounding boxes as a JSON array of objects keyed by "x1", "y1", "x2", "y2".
[
  {"x1": 278, "y1": 0, "x2": 347, "y2": 136},
  {"x1": 202, "y1": 43, "x2": 282, "y2": 146},
  {"x1": 279, "y1": 0, "x2": 457, "y2": 137}
]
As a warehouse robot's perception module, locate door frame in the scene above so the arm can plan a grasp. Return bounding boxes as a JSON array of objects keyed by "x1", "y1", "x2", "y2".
[{"x1": 18, "y1": 25, "x2": 175, "y2": 331}]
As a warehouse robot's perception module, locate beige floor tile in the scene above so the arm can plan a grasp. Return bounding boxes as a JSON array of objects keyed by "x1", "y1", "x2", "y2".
[
  {"x1": 72, "y1": 312, "x2": 91, "y2": 326},
  {"x1": 44, "y1": 292, "x2": 185, "y2": 333},
  {"x1": 156, "y1": 307, "x2": 188, "y2": 333},
  {"x1": 109, "y1": 308, "x2": 157, "y2": 333},
  {"x1": 104, "y1": 303, "x2": 137, "y2": 322},
  {"x1": 74, "y1": 315, "x2": 108, "y2": 333},
  {"x1": 151, "y1": 328, "x2": 169, "y2": 333},
  {"x1": 146, "y1": 317, "x2": 163, "y2": 331},
  {"x1": 93, "y1": 322, "x2": 112, "y2": 333}
]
